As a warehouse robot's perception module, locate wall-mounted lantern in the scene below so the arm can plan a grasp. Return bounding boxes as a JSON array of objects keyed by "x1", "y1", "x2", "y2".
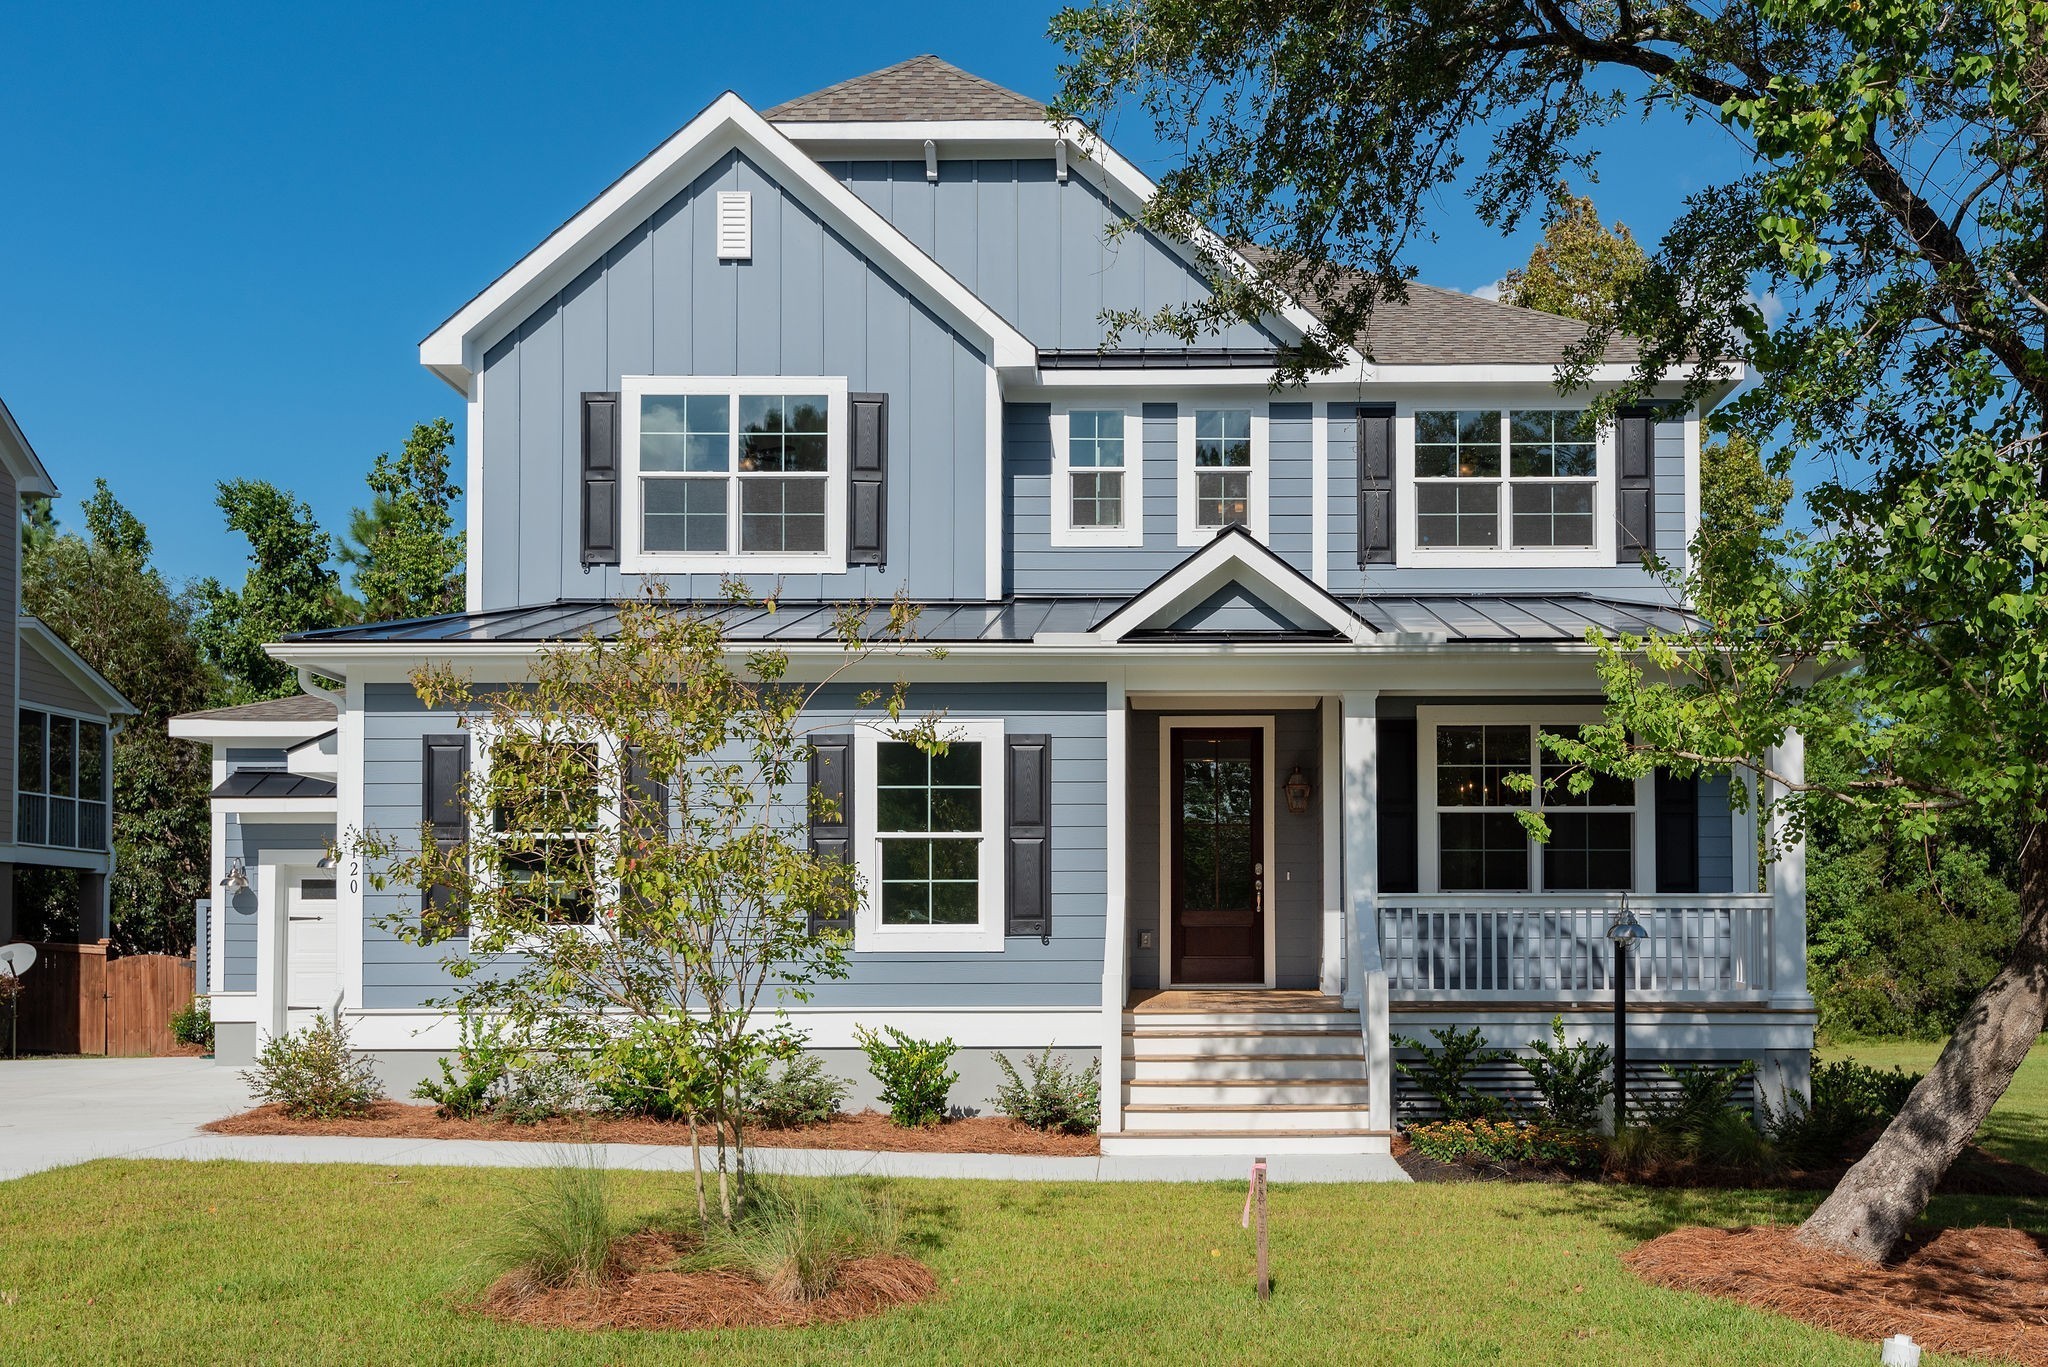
[
  {"x1": 1284, "y1": 766, "x2": 1313, "y2": 816},
  {"x1": 219, "y1": 857, "x2": 249, "y2": 895}
]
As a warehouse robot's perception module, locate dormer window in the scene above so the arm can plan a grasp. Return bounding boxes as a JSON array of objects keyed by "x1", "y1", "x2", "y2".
[
  {"x1": 1050, "y1": 406, "x2": 1142, "y2": 547},
  {"x1": 1177, "y1": 403, "x2": 1268, "y2": 546},
  {"x1": 1410, "y1": 407, "x2": 1604, "y2": 558},
  {"x1": 620, "y1": 376, "x2": 849, "y2": 573}
]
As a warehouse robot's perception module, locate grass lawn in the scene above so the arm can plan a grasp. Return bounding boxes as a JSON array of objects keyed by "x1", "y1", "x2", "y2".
[
  {"x1": 1820, "y1": 1037, "x2": 2048, "y2": 1173},
  {"x1": 4, "y1": 1160, "x2": 2045, "y2": 1366}
]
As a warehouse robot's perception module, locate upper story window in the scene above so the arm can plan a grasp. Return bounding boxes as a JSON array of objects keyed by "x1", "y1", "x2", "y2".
[
  {"x1": 1050, "y1": 407, "x2": 1142, "y2": 547},
  {"x1": 1411, "y1": 408, "x2": 1602, "y2": 557},
  {"x1": 1177, "y1": 404, "x2": 1268, "y2": 546},
  {"x1": 621, "y1": 377, "x2": 849, "y2": 574},
  {"x1": 18, "y1": 708, "x2": 108, "y2": 852}
]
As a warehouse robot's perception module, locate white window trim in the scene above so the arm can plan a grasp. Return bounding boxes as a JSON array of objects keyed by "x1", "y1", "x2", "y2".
[
  {"x1": 1049, "y1": 404, "x2": 1143, "y2": 548},
  {"x1": 852, "y1": 718, "x2": 1006, "y2": 954},
  {"x1": 469, "y1": 718, "x2": 623, "y2": 946},
  {"x1": 1176, "y1": 403, "x2": 1270, "y2": 547},
  {"x1": 1414, "y1": 706, "x2": 1651, "y2": 895},
  {"x1": 619, "y1": 374, "x2": 849, "y2": 575},
  {"x1": 1398, "y1": 406, "x2": 1616, "y2": 567}
]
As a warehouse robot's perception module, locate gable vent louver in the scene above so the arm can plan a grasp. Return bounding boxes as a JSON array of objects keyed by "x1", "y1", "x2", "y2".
[{"x1": 716, "y1": 191, "x2": 752, "y2": 260}]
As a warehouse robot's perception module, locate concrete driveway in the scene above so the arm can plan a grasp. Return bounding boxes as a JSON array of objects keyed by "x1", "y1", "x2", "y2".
[{"x1": 0, "y1": 1057, "x2": 255, "y2": 1181}]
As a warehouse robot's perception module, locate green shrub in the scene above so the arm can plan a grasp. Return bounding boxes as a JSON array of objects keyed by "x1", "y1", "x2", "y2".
[
  {"x1": 1394, "y1": 1025, "x2": 1508, "y2": 1120},
  {"x1": 1608, "y1": 1061, "x2": 1775, "y2": 1174},
  {"x1": 242, "y1": 1009, "x2": 380, "y2": 1119},
  {"x1": 588, "y1": 1017, "x2": 707, "y2": 1121},
  {"x1": 687, "y1": 1174, "x2": 902, "y2": 1303},
  {"x1": 991, "y1": 1047, "x2": 1101, "y2": 1133},
  {"x1": 497, "y1": 1057, "x2": 604, "y2": 1125},
  {"x1": 748, "y1": 1055, "x2": 848, "y2": 1130},
  {"x1": 1762, "y1": 1055, "x2": 1923, "y2": 1168},
  {"x1": 1516, "y1": 1016, "x2": 1610, "y2": 1132},
  {"x1": 855, "y1": 1025, "x2": 958, "y2": 1128},
  {"x1": 168, "y1": 995, "x2": 214, "y2": 1052},
  {"x1": 413, "y1": 1013, "x2": 518, "y2": 1120},
  {"x1": 492, "y1": 1148, "x2": 617, "y2": 1289},
  {"x1": 1406, "y1": 1117, "x2": 1601, "y2": 1169}
]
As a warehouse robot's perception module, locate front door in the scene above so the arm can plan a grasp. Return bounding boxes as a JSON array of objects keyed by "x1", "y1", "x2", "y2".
[
  {"x1": 286, "y1": 875, "x2": 339, "y2": 1021},
  {"x1": 1169, "y1": 727, "x2": 1265, "y2": 984}
]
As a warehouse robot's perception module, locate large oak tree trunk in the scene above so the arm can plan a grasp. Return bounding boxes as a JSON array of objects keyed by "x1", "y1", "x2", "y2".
[{"x1": 1796, "y1": 826, "x2": 2048, "y2": 1262}]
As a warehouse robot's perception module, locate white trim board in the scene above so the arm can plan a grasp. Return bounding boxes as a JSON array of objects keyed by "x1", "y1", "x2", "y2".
[
  {"x1": 1156, "y1": 714, "x2": 1280, "y2": 990},
  {"x1": 1065, "y1": 526, "x2": 1370, "y2": 645}
]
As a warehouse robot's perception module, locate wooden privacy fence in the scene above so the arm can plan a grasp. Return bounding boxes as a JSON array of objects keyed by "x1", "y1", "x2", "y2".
[{"x1": 8, "y1": 941, "x2": 195, "y2": 1057}]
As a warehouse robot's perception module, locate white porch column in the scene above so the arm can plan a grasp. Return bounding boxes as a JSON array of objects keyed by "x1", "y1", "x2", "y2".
[
  {"x1": 1764, "y1": 729, "x2": 1809, "y2": 1008},
  {"x1": 1340, "y1": 690, "x2": 1391, "y2": 1129},
  {"x1": 1098, "y1": 672, "x2": 1128, "y2": 1136},
  {"x1": 252, "y1": 863, "x2": 289, "y2": 1044},
  {"x1": 1319, "y1": 693, "x2": 1344, "y2": 994}
]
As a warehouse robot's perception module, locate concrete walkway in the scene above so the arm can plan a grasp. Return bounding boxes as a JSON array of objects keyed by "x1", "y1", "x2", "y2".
[{"x1": 0, "y1": 1058, "x2": 1409, "y2": 1185}]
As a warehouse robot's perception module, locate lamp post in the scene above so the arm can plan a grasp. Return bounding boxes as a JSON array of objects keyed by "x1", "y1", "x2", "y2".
[{"x1": 1606, "y1": 896, "x2": 1648, "y2": 1128}]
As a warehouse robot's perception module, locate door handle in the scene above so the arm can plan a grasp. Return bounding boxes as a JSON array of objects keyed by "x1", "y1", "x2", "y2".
[{"x1": 1255, "y1": 862, "x2": 1264, "y2": 916}]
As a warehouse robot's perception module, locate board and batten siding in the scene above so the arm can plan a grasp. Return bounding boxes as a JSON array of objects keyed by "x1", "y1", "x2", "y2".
[
  {"x1": 476, "y1": 148, "x2": 990, "y2": 610},
  {"x1": 823, "y1": 158, "x2": 1285, "y2": 351},
  {"x1": 357, "y1": 681, "x2": 1107, "y2": 1012},
  {"x1": 218, "y1": 818, "x2": 333, "y2": 992}
]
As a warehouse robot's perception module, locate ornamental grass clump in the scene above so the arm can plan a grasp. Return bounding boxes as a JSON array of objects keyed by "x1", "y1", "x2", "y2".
[
  {"x1": 687, "y1": 1174, "x2": 904, "y2": 1304},
  {"x1": 242, "y1": 1007, "x2": 380, "y2": 1119},
  {"x1": 492, "y1": 1148, "x2": 618, "y2": 1290}
]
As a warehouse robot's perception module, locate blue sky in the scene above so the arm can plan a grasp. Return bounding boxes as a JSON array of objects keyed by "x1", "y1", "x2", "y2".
[{"x1": 0, "y1": 3, "x2": 1753, "y2": 589}]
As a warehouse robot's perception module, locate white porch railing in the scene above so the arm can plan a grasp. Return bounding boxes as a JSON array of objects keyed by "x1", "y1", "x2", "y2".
[{"x1": 1376, "y1": 894, "x2": 1774, "y2": 999}]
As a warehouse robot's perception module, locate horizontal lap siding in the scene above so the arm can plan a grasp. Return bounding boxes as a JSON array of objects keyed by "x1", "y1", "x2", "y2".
[
  {"x1": 478, "y1": 149, "x2": 988, "y2": 610},
  {"x1": 1698, "y1": 772, "x2": 1735, "y2": 893},
  {"x1": 357, "y1": 681, "x2": 1107, "y2": 1012}
]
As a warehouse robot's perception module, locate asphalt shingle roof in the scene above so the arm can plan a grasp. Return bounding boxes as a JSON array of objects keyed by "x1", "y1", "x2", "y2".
[
  {"x1": 174, "y1": 694, "x2": 338, "y2": 724},
  {"x1": 765, "y1": 55, "x2": 1044, "y2": 123}
]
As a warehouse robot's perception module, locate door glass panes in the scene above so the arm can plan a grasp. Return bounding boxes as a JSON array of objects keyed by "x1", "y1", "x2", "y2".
[
  {"x1": 1178, "y1": 736, "x2": 1255, "y2": 911},
  {"x1": 1193, "y1": 408, "x2": 1252, "y2": 528},
  {"x1": 876, "y1": 740, "x2": 982, "y2": 926}
]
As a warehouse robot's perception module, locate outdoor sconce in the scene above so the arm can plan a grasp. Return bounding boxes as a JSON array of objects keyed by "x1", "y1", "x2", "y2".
[
  {"x1": 219, "y1": 857, "x2": 249, "y2": 895},
  {"x1": 1284, "y1": 766, "x2": 1313, "y2": 816}
]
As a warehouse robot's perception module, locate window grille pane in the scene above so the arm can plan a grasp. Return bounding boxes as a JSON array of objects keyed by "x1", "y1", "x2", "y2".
[
  {"x1": 642, "y1": 479, "x2": 728, "y2": 553},
  {"x1": 739, "y1": 476, "x2": 828, "y2": 553},
  {"x1": 1070, "y1": 470, "x2": 1124, "y2": 528},
  {"x1": 1436, "y1": 724, "x2": 1531, "y2": 806},
  {"x1": 1439, "y1": 811, "x2": 1529, "y2": 891},
  {"x1": 1069, "y1": 410, "x2": 1124, "y2": 468},
  {"x1": 739, "y1": 394, "x2": 830, "y2": 473},
  {"x1": 1415, "y1": 482, "x2": 1499, "y2": 547},
  {"x1": 1510, "y1": 483, "x2": 1596, "y2": 548},
  {"x1": 1196, "y1": 471, "x2": 1250, "y2": 527},
  {"x1": 1414, "y1": 410, "x2": 1501, "y2": 478},
  {"x1": 1508, "y1": 409, "x2": 1597, "y2": 478},
  {"x1": 1543, "y1": 813, "x2": 1634, "y2": 890},
  {"x1": 641, "y1": 394, "x2": 730, "y2": 472},
  {"x1": 1539, "y1": 726, "x2": 1636, "y2": 806},
  {"x1": 1194, "y1": 408, "x2": 1252, "y2": 467},
  {"x1": 876, "y1": 740, "x2": 983, "y2": 927}
]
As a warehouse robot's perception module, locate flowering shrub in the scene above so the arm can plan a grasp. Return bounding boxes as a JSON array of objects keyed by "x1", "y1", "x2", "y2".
[{"x1": 1406, "y1": 1117, "x2": 1602, "y2": 1169}]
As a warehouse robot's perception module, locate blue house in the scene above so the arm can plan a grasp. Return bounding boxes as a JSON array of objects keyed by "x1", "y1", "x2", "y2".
[{"x1": 173, "y1": 57, "x2": 1813, "y2": 1155}]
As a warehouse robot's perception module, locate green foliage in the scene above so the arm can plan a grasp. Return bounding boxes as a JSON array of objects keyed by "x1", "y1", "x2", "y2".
[
  {"x1": 411, "y1": 1013, "x2": 519, "y2": 1120},
  {"x1": 1515, "y1": 1017, "x2": 1611, "y2": 1132},
  {"x1": 991, "y1": 1047, "x2": 1102, "y2": 1134},
  {"x1": 588, "y1": 1016, "x2": 719, "y2": 1121},
  {"x1": 1495, "y1": 193, "x2": 1648, "y2": 327},
  {"x1": 22, "y1": 480, "x2": 221, "y2": 953},
  {"x1": 241, "y1": 1009, "x2": 380, "y2": 1119},
  {"x1": 1763, "y1": 1056, "x2": 1924, "y2": 1169},
  {"x1": 1607, "y1": 1063, "x2": 1773, "y2": 1173},
  {"x1": 491, "y1": 1149, "x2": 616, "y2": 1289},
  {"x1": 856, "y1": 1026, "x2": 958, "y2": 1128},
  {"x1": 338, "y1": 418, "x2": 465, "y2": 622},
  {"x1": 495, "y1": 1058, "x2": 603, "y2": 1125},
  {"x1": 1406, "y1": 1117, "x2": 1602, "y2": 1169},
  {"x1": 686, "y1": 1173, "x2": 903, "y2": 1304},
  {"x1": 194, "y1": 479, "x2": 346, "y2": 701},
  {"x1": 748, "y1": 1055, "x2": 849, "y2": 1130},
  {"x1": 168, "y1": 996, "x2": 214, "y2": 1052},
  {"x1": 1394, "y1": 1026, "x2": 1508, "y2": 1121}
]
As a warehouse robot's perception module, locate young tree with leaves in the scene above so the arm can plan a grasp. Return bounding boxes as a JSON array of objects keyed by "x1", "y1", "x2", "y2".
[
  {"x1": 337, "y1": 418, "x2": 465, "y2": 622},
  {"x1": 1495, "y1": 193, "x2": 1649, "y2": 327},
  {"x1": 355, "y1": 588, "x2": 938, "y2": 1219},
  {"x1": 195, "y1": 479, "x2": 346, "y2": 700},
  {"x1": 1054, "y1": 0, "x2": 2046, "y2": 1260}
]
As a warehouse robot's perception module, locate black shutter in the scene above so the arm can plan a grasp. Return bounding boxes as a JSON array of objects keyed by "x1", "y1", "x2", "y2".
[
  {"x1": 848, "y1": 393, "x2": 887, "y2": 567},
  {"x1": 1356, "y1": 403, "x2": 1396, "y2": 565},
  {"x1": 1616, "y1": 406, "x2": 1655, "y2": 563},
  {"x1": 1654, "y1": 770, "x2": 1700, "y2": 893},
  {"x1": 581, "y1": 391, "x2": 621, "y2": 568},
  {"x1": 1006, "y1": 734, "x2": 1053, "y2": 941},
  {"x1": 1377, "y1": 719, "x2": 1419, "y2": 894},
  {"x1": 807, "y1": 734, "x2": 854, "y2": 934},
  {"x1": 624, "y1": 746, "x2": 669, "y2": 844},
  {"x1": 421, "y1": 733, "x2": 470, "y2": 934}
]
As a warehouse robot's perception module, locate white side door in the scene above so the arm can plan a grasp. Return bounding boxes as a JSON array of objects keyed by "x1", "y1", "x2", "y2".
[{"x1": 285, "y1": 875, "x2": 340, "y2": 1022}]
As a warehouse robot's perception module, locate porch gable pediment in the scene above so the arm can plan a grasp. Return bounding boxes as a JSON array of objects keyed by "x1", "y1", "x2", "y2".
[{"x1": 1046, "y1": 526, "x2": 1371, "y2": 644}]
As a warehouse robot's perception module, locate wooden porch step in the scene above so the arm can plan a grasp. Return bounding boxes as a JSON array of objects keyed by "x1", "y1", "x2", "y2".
[
  {"x1": 1130, "y1": 1077, "x2": 1369, "y2": 1088},
  {"x1": 1123, "y1": 1102, "x2": 1374, "y2": 1113},
  {"x1": 1110, "y1": 1128, "x2": 1397, "y2": 1139}
]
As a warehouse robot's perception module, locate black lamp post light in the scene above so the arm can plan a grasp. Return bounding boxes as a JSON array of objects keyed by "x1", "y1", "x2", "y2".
[{"x1": 1606, "y1": 895, "x2": 1648, "y2": 1128}]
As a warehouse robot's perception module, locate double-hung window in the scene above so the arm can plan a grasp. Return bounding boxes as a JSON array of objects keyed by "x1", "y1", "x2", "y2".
[
  {"x1": 479, "y1": 725, "x2": 617, "y2": 929},
  {"x1": 1412, "y1": 408, "x2": 1602, "y2": 555},
  {"x1": 622, "y1": 376, "x2": 848, "y2": 573},
  {"x1": 852, "y1": 720, "x2": 1005, "y2": 952},
  {"x1": 1050, "y1": 407, "x2": 1141, "y2": 546},
  {"x1": 1420, "y1": 709, "x2": 1643, "y2": 894},
  {"x1": 1177, "y1": 404, "x2": 1267, "y2": 545}
]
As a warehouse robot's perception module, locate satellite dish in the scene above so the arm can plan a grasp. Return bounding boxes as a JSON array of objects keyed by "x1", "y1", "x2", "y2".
[{"x1": 0, "y1": 943, "x2": 36, "y2": 978}]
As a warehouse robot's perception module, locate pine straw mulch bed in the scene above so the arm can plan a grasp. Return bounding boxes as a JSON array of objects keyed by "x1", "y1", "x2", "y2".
[
  {"x1": 1627, "y1": 1225, "x2": 2048, "y2": 1366},
  {"x1": 475, "y1": 1230, "x2": 937, "y2": 1332},
  {"x1": 205, "y1": 1102, "x2": 1099, "y2": 1156}
]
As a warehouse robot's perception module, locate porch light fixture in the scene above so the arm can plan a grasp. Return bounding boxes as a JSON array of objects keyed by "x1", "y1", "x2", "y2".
[
  {"x1": 1607, "y1": 895, "x2": 1648, "y2": 1125},
  {"x1": 316, "y1": 854, "x2": 336, "y2": 870},
  {"x1": 219, "y1": 857, "x2": 249, "y2": 895},
  {"x1": 1284, "y1": 766, "x2": 1313, "y2": 816}
]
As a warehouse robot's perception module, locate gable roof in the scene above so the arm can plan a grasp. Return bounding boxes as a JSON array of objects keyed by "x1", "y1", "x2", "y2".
[
  {"x1": 1071, "y1": 526, "x2": 1372, "y2": 644},
  {"x1": 21, "y1": 618, "x2": 137, "y2": 717},
  {"x1": 766, "y1": 56, "x2": 1043, "y2": 123},
  {"x1": 174, "y1": 693, "x2": 338, "y2": 724},
  {"x1": 0, "y1": 396, "x2": 58, "y2": 500},
  {"x1": 419, "y1": 91, "x2": 1038, "y2": 395}
]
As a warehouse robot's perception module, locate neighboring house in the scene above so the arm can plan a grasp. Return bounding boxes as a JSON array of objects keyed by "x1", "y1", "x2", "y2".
[
  {"x1": 177, "y1": 56, "x2": 1812, "y2": 1155},
  {"x1": 0, "y1": 398, "x2": 140, "y2": 943}
]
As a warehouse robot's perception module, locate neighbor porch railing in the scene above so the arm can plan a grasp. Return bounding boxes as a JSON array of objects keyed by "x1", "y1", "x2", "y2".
[{"x1": 1375, "y1": 894, "x2": 1774, "y2": 999}]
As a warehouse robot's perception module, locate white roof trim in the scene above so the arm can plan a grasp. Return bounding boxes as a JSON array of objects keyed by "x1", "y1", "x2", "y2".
[
  {"x1": 0, "y1": 397, "x2": 59, "y2": 499},
  {"x1": 420, "y1": 92, "x2": 1037, "y2": 396},
  {"x1": 1047, "y1": 527, "x2": 1372, "y2": 645},
  {"x1": 21, "y1": 618, "x2": 136, "y2": 717},
  {"x1": 168, "y1": 717, "x2": 337, "y2": 743}
]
